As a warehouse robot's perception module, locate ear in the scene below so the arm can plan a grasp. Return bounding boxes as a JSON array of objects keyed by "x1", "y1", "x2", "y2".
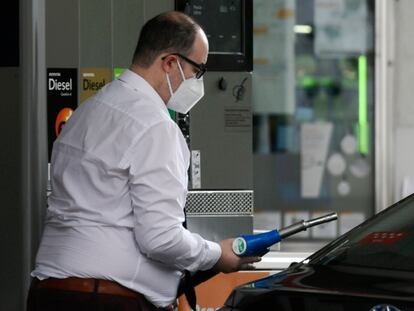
[{"x1": 161, "y1": 54, "x2": 177, "y2": 74}]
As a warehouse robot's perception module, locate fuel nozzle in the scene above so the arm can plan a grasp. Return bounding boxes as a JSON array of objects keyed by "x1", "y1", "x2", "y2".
[{"x1": 232, "y1": 212, "x2": 338, "y2": 257}]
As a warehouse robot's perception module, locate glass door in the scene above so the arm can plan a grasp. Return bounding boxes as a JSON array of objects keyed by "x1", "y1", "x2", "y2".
[{"x1": 252, "y1": 0, "x2": 375, "y2": 250}]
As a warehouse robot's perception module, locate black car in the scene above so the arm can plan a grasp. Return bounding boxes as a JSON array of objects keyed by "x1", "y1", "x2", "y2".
[{"x1": 219, "y1": 194, "x2": 414, "y2": 311}]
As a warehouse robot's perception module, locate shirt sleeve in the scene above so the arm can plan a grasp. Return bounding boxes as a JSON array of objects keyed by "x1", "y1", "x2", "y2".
[{"x1": 126, "y1": 120, "x2": 221, "y2": 272}]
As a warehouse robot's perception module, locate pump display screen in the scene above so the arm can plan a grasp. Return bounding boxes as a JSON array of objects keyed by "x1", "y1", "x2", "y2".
[
  {"x1": 176, "y1": 0, "x2": 252, "y2": 71},
  {"x1": 183, "y1": 0, "x2": 243, "y2": 55}
]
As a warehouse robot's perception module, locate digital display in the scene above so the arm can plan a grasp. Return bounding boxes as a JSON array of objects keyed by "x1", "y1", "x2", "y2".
[{"x1": 183, "y1": 0, "x2": 243, "y2": 55}]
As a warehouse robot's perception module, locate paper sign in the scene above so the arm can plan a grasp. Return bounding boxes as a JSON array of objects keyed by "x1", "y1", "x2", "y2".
[
  {"x1": 301, "y1": 122, "x2": 333, "y2": 198},
  {"x1": 191, "y1": 150, "x2": 201, "y2": 189}
]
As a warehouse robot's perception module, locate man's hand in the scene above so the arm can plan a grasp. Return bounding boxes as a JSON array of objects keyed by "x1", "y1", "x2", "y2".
[{"x1": 213, "y1": 239, "x2": 262, "y2": 273}]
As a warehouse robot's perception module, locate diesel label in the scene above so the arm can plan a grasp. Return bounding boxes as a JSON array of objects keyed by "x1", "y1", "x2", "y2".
[{"x1": 48, "y1": 78, "x2": 73, "y2": 91}]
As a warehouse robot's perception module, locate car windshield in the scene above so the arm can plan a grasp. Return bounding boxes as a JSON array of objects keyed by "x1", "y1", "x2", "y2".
[{"x1": 309, "y1": 194, "x2": 414, "y2": 272}]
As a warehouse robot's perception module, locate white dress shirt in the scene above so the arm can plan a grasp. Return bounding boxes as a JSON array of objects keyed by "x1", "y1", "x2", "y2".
[{"x1": 31, "y1": 69, "x2": 221, "y2": 308}]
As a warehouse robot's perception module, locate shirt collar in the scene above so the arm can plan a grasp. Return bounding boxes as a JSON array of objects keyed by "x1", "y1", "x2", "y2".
[{"x1": 117, "y1": 69, "x2": 168, "y2": 113}]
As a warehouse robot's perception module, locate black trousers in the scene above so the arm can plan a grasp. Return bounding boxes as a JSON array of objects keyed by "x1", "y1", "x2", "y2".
[{"x1": 27, "y1": 285, "x2": 169, "y2": 311}]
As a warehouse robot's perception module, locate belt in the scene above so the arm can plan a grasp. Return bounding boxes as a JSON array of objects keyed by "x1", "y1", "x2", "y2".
[{"x1": 32, "y1": 277, "x2": 174, "y2": 311}]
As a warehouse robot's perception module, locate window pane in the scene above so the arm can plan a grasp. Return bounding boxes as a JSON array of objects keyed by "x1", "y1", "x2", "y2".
[{"x1": 252, "y1": 0, "x2": 375, "y2": 245}]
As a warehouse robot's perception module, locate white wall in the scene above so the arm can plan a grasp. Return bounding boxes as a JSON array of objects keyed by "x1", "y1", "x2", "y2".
[{"x1": 393, "y1": 0, "x2": 414, "y2": 202}]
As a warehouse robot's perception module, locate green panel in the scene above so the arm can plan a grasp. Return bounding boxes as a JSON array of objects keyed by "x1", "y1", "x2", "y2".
[
  {"x1": 113, "y1": 67, "x2": 126, "y2": 79},
  {"x1": 358, "y1": 55, "x2": 369, "y2": 155}
]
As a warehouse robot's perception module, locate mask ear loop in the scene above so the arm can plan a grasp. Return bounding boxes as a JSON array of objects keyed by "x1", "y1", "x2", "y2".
[
  {"x1": 176, "y1": 61, "x2": 186, "y2": 81},
  {"x1": 166, "y1": 58, "x2": 186, "y2": 96},
  {"x1": 166, "y1": 73, "x2": 174, "y2": 96}
]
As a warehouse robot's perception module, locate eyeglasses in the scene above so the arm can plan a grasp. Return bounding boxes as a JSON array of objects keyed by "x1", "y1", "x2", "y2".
[{"x1": 162, "y1": 53, "x2": 207, "y2": 79}]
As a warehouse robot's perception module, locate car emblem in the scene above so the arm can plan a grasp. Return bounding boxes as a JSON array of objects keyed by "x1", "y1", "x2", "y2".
[{"x1": 370, "y1": 304, "x2": 401, "y2": 311}]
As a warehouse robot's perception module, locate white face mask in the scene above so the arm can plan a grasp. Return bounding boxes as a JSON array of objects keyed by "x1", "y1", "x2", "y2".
[{"x1": 166, "y1": 61, "x2": 204, "y2": 114}]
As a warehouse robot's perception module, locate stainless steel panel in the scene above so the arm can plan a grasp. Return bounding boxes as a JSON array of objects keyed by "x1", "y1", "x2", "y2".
[
  {"x1": 185, "y1": 190, "x2": 254, "y2": 242},
  {"x1": 187, "y1": 216, "x2": 253, "y2": 242},
  {"x1": 185, "y1": 190, "x2": 253, "y2": 215},
  {"x1": 189, "y1": 72, "x2": 253, "y2": 190}
]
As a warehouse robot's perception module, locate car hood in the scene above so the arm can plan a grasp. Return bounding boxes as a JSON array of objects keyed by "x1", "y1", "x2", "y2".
[{"x1": 224, "y1": 264, "x2": 414, "y2": 309}]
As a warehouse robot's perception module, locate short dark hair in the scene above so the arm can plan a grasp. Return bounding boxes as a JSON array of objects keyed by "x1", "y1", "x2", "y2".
[{"x1": 132, "y1": 11, "x2": 201, "y2": 67}]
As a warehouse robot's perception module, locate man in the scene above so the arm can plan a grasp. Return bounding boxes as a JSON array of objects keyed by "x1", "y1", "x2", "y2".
[{"x1": 27, "y1": 11, "x2": 260, "y2": 311}]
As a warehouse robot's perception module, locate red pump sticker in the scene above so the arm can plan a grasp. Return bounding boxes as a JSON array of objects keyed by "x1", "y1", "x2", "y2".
[{"x1": 359, "y1": 232, "x2": 407, "y2": 245}]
